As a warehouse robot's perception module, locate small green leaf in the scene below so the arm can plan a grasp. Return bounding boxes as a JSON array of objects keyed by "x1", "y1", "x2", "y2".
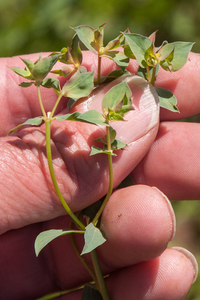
[
  {"x1": 32, "y1": 54, "x2": 61, "y2": 82},
  {"x1": 124, "y1": 33, "x2": 152, "y2": 67},
  {"x1": 54, "y1": 112, "x2": 82, "y2": 122},
  {"x1": 81, "y1": 223, "x2": 106, "y2": 255},
  {"x1": 137, "y1": 64, "x2": 159, "y2": 81},
  {"x1": 105, "y1": 33, "x2": 124, "y2": 51},
  {"x1": 70, "y1": 34, "x2": 83, "y2": 66},
  {"x1": 145, "y1": 44, "x2": 157, "y2": 66},
  {"x1": 72, "y1": 25, "x2": 97, "y2": 54},
  {"x1": 108, "y1": 127, "x2": 116, "y2": 144},
  {"x1": 9, "y1": 116, "x2": 43, "y2": 134},
  {"x1": 41, "y1": 77, "x2": 61, "y2": 92},
  {"x1": 35, "y1": 229, "x2": 84, "y2": 257},
  {"x1": 102, "y1": 80, "x2": 131, "y2": 112},
  {"x1": 20, "y1": 58, "x2": 34, "y2": 72},
  {"x1": 19, "y1": 81, "x2": 34, "y2": 87},
  {"x1": 103, "y1": 50, "x2": 129, "y2": 71},
  {"x1": 93, "y1": 137, "x2": 106, "y2": 144},
  {"x1": 155, "y1": 86, "x2": 179, "y2": 112},
  {"x1": 93, "y1": 23, "x2": 106, "y2": 51},
  {"x1": 149, "y1": 30, "x2": 157, "y2": 44},
  {"x1": 158, "y1": 41, "x2": 194, "y2": 71},
  {"x1": 101, "y1": 70, "x2": 127, "y2": 83},
  {"x1": 124, "y1": 44, "x2": 136, "y2": 59},
  {"x1": 9, "y1": 67, "x2": 32, "y2": 79},
  {"x1": 62, "y1": 71, "x2": 94, "y2": 99},
  {"x1": 51, "y1": 66, "x2": 75, "y2": 77},
  {"x1": 77, "y1": 110, "x2": 108, "y2": 126},
  {"x1": 90, "y1": 146, "x2": 116, "y2": 156},
  {"x1": 111, "y1": 139, "x2": 127, "y2": 150},
  {"x1": 107, "y1": 109, "x2": 125, "y2": 121}
]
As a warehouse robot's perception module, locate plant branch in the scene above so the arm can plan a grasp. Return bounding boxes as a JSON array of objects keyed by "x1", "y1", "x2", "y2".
[
  {"x1": 146, "y1": 66, "x2": 151, "y2": 83},
  {"x1": 92, "y1": 126, "x2": 113, "y2": 226},
  {"x1": 97, "y1": 55, "x2": 102, "y2": 85},
  {"x1": 150, "y1": 65, "x2": 157, "y2": 85},
  {"x1": 90, "y1": 249, "x2": 110, "y2": 300},
  {"x1": 45, "y1": 117, "x2": 85, "y2": 231},
  {"x1": 50, "y1": 92, "x2": 63, "y2": 118},
  {"x1": 69, "y1": 223, "x2": 97, "y2": 282},
  {"x1": 37, "y1": 85, "x2": 47, "y2": 118}
]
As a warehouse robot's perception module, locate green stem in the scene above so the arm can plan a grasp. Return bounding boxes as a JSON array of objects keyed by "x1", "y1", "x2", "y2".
[
  {"x1": 50, "y1": 92, "x2": 63, "y2": 118},
  {"x1": 90, "y1": 249, "x2": 110, "y2": 300},
  {"x1": 97, "y1": 55, "x2": 101, "y2": 85},
  {"x1": 37, "y1": 85, "x2": 47, "y2": 118},
  {"x1": 150, "y1": 65, "x2": 157, "y2": 85},
  {"x1": 69, "y1": 223, "x2": 97, "y2": 282},
  {"x1": 45, "y1": 117, "x2": 85, "y2": 231},
  {"x1": 92, "y1": 126, "x2": 113, "y2": 226},
  {"x1": 146, "y1": 66, "x2": 151, "y2": 83}
]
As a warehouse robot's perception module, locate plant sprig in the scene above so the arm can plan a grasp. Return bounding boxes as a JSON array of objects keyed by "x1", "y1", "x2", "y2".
[{"x1": 8, "y1": 22, "x2": 193, "y2": 300}]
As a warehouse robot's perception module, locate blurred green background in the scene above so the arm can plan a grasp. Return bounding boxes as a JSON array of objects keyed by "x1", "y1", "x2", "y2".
[
  {"x1": 1, "y1": 0, "x2": 200, "y2": 299},
  {"x1": 1, "y1": 0, "x2": 200, "y2": 57}
]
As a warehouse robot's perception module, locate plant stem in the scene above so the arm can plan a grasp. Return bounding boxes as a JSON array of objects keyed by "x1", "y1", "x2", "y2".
[
  {"x1": 90, "y1": 249, "x2": 110, "y2": 300},
  {"x1": 50, "y1": 92, "x2": 63, "y2": 118},
  {"x1": 150, "y1": 65, "x2": 157, "y2": 85},
  {"x1": 92, "y1": 126, "x2": 113, "y2": 226},
  {"x1": 69, "y1": 224, "x2": 97, "y2": 282},
  {"x1": 97, "y1": 55, "x2": 102, "y2": 85},
  {"x1": 45, "y1": 117, "x2": 85, "y2": 231},
  {"x1": 37, "y1": 85, "x2": 47, "y2": 118},
  {"x1": 146, "y1": 66, "x2": 151, "y2": 83}
]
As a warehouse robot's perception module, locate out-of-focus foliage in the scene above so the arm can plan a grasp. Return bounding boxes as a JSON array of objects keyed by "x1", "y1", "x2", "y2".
[
  {"x1": 0, "y1": 0, "x2": 200, "y2": 57},
  {"x1": 170, "y1": 200, "x2": 200, "y2": 300}
]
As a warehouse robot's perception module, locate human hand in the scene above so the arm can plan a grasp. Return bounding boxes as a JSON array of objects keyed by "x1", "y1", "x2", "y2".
[{"x1": 0, "y1": 51, "x2": 198, "y2": 300}]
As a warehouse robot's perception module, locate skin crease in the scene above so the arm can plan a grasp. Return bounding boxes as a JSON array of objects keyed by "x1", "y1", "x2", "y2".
[{"x1": 0, "y1": 51, "x2": 198, "y2": 299}]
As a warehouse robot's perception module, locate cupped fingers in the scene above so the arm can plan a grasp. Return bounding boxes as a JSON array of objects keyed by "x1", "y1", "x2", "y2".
[
  {"x1": 106, "y1": 247, "x2": 198, "y2": 300},
  {"x1": 99, "y1": 185, "x2": 175, "y2": 268}
]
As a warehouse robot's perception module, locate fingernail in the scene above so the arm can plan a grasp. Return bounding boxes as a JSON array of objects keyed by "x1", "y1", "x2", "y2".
[
  {"x1": 152, "y1": 187, "x2": 176, "y2": 241},
  {"x1": 171, "y1": 247, "x2": 198, "y2": 283},
  {"x1": 82, "y1": 75, "x2": 160, "y2": 144}
]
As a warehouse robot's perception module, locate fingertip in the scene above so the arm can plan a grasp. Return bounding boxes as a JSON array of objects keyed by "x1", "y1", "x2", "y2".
[
  {"x1": 99, "y1": 185, "x2": 175, "y2": 268},
  {"x1": 171, "y1": 247, "x2": 198, "y2": 283}
]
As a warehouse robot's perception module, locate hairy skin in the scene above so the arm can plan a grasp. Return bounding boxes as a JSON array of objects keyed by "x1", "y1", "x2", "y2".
[{"x1": 0, "y1": 51, "x2": 198, "y2": 300}]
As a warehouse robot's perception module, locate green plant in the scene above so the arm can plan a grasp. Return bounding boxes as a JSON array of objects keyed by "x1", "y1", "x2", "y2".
[{"x1": 9, "y1": 22, "x2": 193, "y2": 300}]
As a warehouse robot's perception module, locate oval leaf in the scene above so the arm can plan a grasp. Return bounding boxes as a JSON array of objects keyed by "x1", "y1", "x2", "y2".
[
  {"x1": 81, "y1": 223, "x2": 106, "y2": 255},
  {"x1": 72, "y1": 25, "x2": 97, "y2": 54},
  {"x1": 102, "y1": 80, "x2": 131, "y2": 111},
  {"x1": 62, "y1": 71, "x2": 94, "y2": 99},
  {"x1": 54, "y1": 112, "x2": 81, "y2": 122},
  {"x1": 9, "y1": 116, "x2": 43, "y2": 134},
  {"x1": 41, "y1": 77, "x2": 61, "y2": 92},
  {"x1": 32, "y1": 54, "x2": 60, "y2": 82},
  {"x1": 35, "y1": 229, "x2": 84, "y2": 256},
  {"x1": 77, "y1": 110, "x2": 108, "y2": 126},
  {"x1": 9, "y1": 66, "x2": 32, "y2": 79},
  {"x1": 90, "y1": 146, "x2": 116, "y2": 156},
  {"x1": 124, "y1": 33, "x2": 152, "y2": 67},
  {"x1": 158, "y1": 41, "x2": 194, "y2": 71},
  {"x1": 103, "y1": 50, "x2": 129, "y2": 71},
  {"x1": 155, "y1": 86, "x2": 179, "y2": 112}
]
